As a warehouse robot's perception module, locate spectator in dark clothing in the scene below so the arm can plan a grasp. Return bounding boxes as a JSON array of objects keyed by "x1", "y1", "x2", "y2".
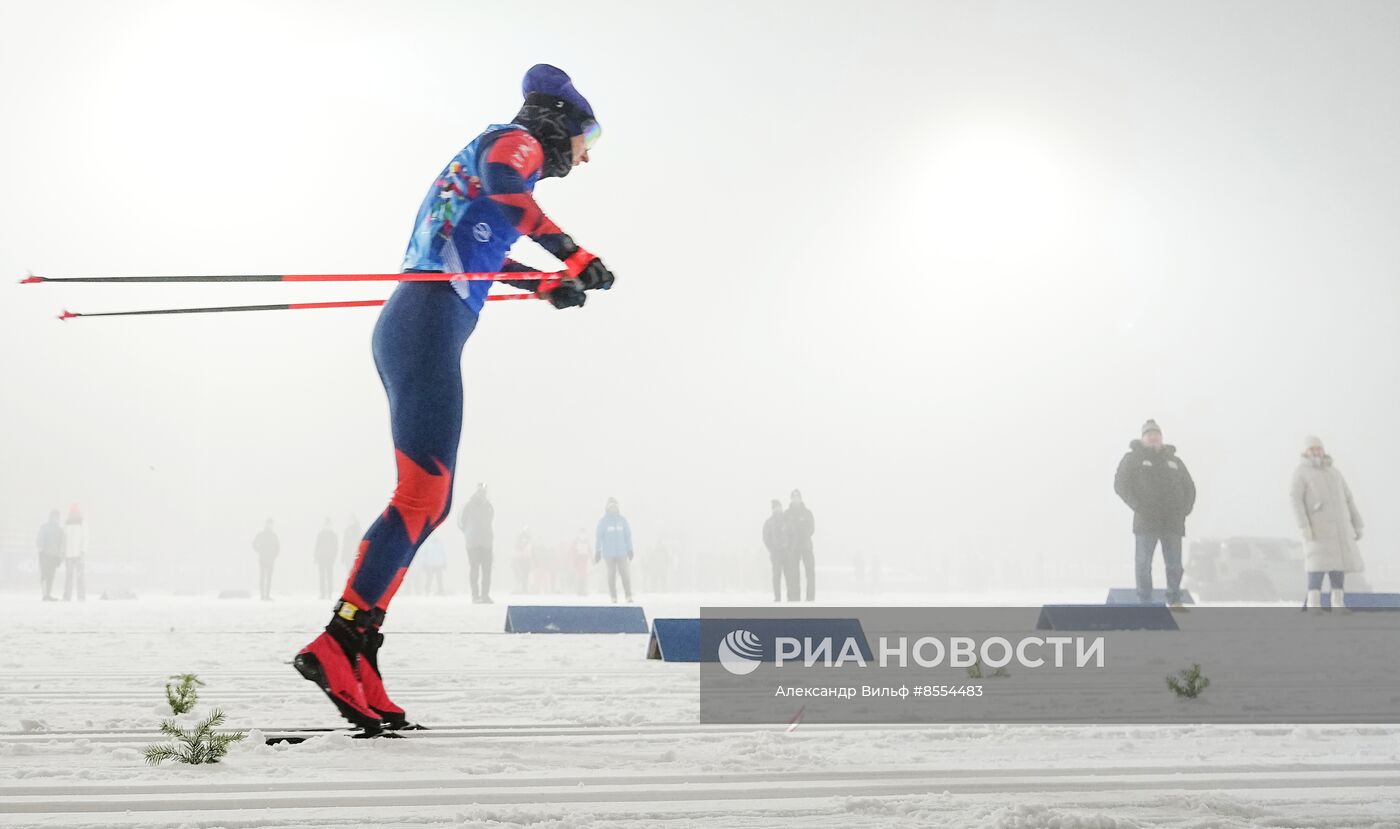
[
  {"x1": 36, "y1": 510, "x2": 65, "y2": 602},
  {"x1": 253, "y1": 519, "x2": 280, "y2": 601},
  {"x1": 1114, "y1": 419, "x2": 1197, "y2": 605},
  {"x1": 785, "y1": 489, "x2": 816, "y2": 601},
  {"x1": 314, "y1": 518, "x2": 338, "y2": 600},
  {"x1": 763, "y1": 499, "x2": 796, "y2": 601},
  {"x1": 342, "y1": 516, "x2": 362, "y2": 571},
  {"x1": 458, "y1": 484, "x2": 495, "y2": 603}
]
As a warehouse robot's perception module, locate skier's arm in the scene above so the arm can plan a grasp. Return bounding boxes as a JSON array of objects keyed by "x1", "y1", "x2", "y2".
[{"x1": 479, "y1": 132, "x2": 613, "y2": 291}]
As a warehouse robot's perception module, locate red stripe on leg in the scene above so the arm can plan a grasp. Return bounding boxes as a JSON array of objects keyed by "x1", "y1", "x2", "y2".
[{"x1": 388, "y1": 450, "x2": 452, "y2": 544}]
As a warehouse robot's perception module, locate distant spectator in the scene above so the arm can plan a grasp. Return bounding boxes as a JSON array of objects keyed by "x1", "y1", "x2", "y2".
[
  {"x1": 1114, "y1": 419, "x2": 1196, "y2": 605},
  {"x1": 314, "y1": 518, "x2": 338, "y2": 600},
  {"x1": 1291, "y1": 435, "x2": 1365, "y2": 610},
  {"x1": 417, "y1": 533, "x2": 448, "y2": 596},
  {"x1": 785, "y1": 489, "x2": 816, "y2": 601},
  {"x1": 763, "y1": 499, "x2": 796, "y2": 602},
  {"x1": 253, "y1": 519, "x2": 280, "y2": 601},
  {"x1": 595, "y1": 497, "x2": 634, "y2": 603},
  {"x1": 458, "y1": 484, "x2": 495, "y2": 603},
  {"x1": 62, "y1": 504, "x2": 87, "y2": 602},
  {"x1": 342, "y1": 516, "x2": 362, "y2": 571},
  {"x1": 36, "y1": 510, "x2": 64, "y2": 602}
]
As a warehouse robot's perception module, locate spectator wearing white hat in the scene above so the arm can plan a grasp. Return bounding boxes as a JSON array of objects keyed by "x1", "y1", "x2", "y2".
[{"x1": 1291, "y1": 436, "x2": 1365, "y2": 610}]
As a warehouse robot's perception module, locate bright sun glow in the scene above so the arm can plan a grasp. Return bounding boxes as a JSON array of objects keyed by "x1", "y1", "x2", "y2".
[{"x1": 921, "y1": 126, "x2": 1091, "y2": 268}]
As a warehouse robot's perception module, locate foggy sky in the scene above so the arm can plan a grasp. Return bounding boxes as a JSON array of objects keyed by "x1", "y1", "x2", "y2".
[{"x1": 2, "y1": 0, "x2": 1398, "y2": 592}]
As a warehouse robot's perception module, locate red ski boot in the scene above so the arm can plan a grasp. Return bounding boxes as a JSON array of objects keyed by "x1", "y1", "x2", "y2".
[
  {"x1": 293, "y1": 604, "x2": 383, "y2": 735},
  {"x1": 359, "y1": 627, "x2": 417, "y2": 730}
]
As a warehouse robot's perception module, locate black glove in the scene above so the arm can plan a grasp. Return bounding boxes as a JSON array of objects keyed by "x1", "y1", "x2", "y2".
[
  {"x1": 576, "y1": 257, "x2": 615, "y2": 291},
  {"x1": 544, "y1": 280, "x2": 587, "y2": 309},
  {"x1": 561, "y1": 247, "x2": 615, "y2": 291}
]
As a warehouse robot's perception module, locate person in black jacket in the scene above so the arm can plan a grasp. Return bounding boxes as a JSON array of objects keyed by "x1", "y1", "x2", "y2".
[
  {"x1": 785, "y1": 489, "x2": 816, "y2": 601},
  {"x1": 1114, "y1": 420, "x2": 1196, "y2": 605},
  {"x1": 253, "y1": 519, "x2": 280, "y2": 601},
  {"x1": 763, "y1": 499, "x2": 796, "y2": 602}
]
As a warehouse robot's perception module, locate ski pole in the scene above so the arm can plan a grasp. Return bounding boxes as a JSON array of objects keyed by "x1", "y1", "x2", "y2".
[
  {"x1": 56, "y1": 293, "x2": 538, "y2": 321},
  {"x1": 21, "y1": 270, "x2": 559, "y2": 285}
]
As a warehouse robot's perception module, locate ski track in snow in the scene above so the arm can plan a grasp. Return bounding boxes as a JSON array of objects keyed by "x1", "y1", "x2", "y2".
[{"x1": 6, "y1": 594, "x2": 1400, "y2": 828}]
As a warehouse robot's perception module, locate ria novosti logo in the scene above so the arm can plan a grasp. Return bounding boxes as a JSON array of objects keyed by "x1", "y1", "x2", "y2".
[
  {"x1": 717, "y1": 629, "x2": 764, "y2": 675},
  {"x1": 715, "y1": 628, "x2": 1105, "y2": 676}
]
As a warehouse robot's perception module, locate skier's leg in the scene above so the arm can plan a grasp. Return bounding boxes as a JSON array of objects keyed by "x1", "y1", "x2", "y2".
[{"x1": 297, "y1": 281, "x2": 476, "y2": 730}]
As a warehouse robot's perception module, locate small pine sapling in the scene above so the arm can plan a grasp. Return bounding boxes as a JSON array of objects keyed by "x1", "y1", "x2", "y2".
[
  {"x1": 1166, "y1": 663, "x2": 1210, "y2": 699},
  {"x1": 143, "y1": 709, "x2": 245, "y2": 765},
  {"x1": 165, "y1": 673, "x2": 204, "y2": 715}
]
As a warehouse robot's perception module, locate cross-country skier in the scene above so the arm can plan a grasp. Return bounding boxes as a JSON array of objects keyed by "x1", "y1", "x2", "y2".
[{"x1": 293, "y1": 64, "x2": 614, "y2": 734}]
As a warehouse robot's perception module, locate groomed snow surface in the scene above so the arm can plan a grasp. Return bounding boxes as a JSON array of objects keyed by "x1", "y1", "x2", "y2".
[{"x1": 5, "y1": 593, "x2": 1400, "y2": 828}]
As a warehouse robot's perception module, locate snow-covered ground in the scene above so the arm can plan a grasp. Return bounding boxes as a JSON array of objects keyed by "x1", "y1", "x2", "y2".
[{"x1": 5, "y1": 593, "x2": 1400, "y2": 828}]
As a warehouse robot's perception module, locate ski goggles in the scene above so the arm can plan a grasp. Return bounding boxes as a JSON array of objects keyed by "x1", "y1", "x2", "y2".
[{"x1": 580, "y1": 119, "x2": 602, "y2": 151}]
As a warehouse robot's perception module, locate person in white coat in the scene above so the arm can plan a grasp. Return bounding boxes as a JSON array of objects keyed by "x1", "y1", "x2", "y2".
[{"x1": 1290, "y1": 436, "x2": 1365, "y2": 609}]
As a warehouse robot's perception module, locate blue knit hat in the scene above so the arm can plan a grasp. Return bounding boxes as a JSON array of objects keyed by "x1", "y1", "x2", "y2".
[{"x1": 521, "y1": 64, "x2": 596, "y2": 134}]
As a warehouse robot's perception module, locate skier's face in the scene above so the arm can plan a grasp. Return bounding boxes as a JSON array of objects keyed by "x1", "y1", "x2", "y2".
[{"x1": 570, "y1": 134, "x2": 591, "y2": 167}]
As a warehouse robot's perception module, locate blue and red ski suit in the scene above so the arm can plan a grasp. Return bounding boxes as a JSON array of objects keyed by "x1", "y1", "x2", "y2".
[{"x1": 339, "y1": 124, "x2": 577, "y2": 614}]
